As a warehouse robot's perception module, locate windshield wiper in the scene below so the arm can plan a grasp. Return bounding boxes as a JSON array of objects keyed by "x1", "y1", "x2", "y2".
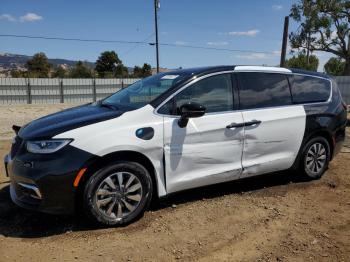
[{"x1": 98, "y1": 101, "x2": 119, "y2": 110}]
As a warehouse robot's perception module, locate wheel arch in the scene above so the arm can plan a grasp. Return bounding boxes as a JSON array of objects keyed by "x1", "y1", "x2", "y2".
[
  {"x1": 291, "y1": 128, "x2": 334, "y2": 170},
  {"x1": 75, "y1": 150, "x2": 160, "y2": 204},
  {"x1": 304, "y1": 129, "x2": 334, "y2": 159}
]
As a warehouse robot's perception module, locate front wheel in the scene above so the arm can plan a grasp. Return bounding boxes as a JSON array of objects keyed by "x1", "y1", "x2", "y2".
[
  {"x1": 300, "y1": 136, "x2": 330, "y2": 179},
  {"x1": 83, "y1": 162, "x2": 153, "y2": 226}
]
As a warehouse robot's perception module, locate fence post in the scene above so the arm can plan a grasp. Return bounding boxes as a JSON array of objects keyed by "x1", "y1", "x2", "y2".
[
  {"x1": 59, "y1": 79, "x2": 64, "y2": 103},
  {"x1": 26, "y1": 78, "x2": 32, "y2": 104},
  {"x1": 92, "y1": 78, "x2": 97, "y2": 102}
]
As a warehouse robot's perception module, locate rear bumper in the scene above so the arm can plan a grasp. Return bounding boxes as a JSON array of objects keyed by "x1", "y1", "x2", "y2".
[{"x1": 5, "y1": 145, "x2": 94, "y2": 215}]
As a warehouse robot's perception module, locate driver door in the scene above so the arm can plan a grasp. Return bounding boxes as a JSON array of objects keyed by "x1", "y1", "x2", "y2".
[{"x1": 158, "y1": 73, "x2": 244, "y2": 193}]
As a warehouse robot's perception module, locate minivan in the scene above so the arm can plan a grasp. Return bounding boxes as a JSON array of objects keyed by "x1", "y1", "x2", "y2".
[{"x1": 4, "y1": 66, "x2": 347, "y2": 226}]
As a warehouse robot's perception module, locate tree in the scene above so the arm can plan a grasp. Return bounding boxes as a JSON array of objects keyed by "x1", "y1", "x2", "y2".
[
  {"x1": 133, "y1": 63, "x2": 152, "y2": 77},
  {"x1": 141, "y1": 63, "x2": 152, "y2": 77},
  {"x1": 285, "y1": 52, "x2": 319, "y2": 71},
  {"x1": 324, "y1": 57, "x2": 346, "y2": 75},
  {"x1": 115, "y1": 64, "x2": 129, "y2": 78},
  {"x1": 25, "y1": 52, "x2": 51, "y2": 77},
  {"x1": 69, "y1": 61, "x2": 93, "y2": 78},
  {"x1": 52, "y1": 66, "x2": 68, "y2": 78},
  {"x1": 95, "y1": 51, "x2": 123, "y2": 77},
  {"x1": 289, "y1": 0, "x2": 350, "y2": 75},
  {"x1": 10, "y1": 70, "x2": 27, "y2": 78}
]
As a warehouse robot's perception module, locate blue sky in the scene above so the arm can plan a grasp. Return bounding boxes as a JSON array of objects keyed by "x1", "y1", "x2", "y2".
[{"x1": 0, "y1": 0, "x2": 332, "y2": 70}]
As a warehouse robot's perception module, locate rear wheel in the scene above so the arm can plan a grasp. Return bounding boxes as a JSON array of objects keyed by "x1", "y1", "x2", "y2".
[
  {"x1": 300, "y1": 136, "x2": 330, "y2": 179},
  {"x1": 83, "y1": 162, "x2": 153, "y2": 226}
]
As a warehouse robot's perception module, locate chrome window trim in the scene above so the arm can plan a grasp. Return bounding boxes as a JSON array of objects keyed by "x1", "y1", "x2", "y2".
[{"x1": 154, "y1": 70, "x2": 333, "y2": 117}]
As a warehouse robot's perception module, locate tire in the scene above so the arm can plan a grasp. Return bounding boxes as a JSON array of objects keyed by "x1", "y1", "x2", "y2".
[
  {"x1": 300, "y1": 136, "x2": 330, "y2": 179},
  {"x1": 83, "y1": 161, "x2": 153, "y2": 226}
]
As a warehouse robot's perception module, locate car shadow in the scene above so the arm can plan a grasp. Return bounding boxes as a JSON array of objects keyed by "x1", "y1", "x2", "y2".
[{"x1": 0, "y1": 171, "x2": 311, "y2": 238}]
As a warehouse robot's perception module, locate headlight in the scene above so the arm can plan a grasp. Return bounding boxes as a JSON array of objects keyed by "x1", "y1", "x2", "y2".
[{"x1": 26, "y1": 139, "x2": 73, "y2": 154}]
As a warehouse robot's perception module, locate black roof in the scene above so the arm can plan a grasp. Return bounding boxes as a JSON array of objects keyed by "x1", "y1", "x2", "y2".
[
  {"x1": 289, "y1": 68, "x2": 331, "y2": 79},
  {"x1": 168, "y1": 66, "x2": 330, "y2": 79},
  {"x1": 166, "y1": 65, "x2": 236, "y2": 77}
]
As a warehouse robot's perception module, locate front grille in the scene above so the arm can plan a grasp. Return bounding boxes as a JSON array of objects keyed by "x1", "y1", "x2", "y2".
[{"x1": 10, "y1": 136, "x2": 23, "y2": 158}]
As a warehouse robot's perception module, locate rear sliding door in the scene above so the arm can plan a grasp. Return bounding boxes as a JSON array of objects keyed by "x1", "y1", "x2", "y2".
[{"x1": 236, "y1": 72, "x2": 306, "y2": 177}]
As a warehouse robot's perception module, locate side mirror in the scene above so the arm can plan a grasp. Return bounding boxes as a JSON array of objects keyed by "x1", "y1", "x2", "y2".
[{"x1": 178, "y1": 102, "x2": 206, "y2": 128}]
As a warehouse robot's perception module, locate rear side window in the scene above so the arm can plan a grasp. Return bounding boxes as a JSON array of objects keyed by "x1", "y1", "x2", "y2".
[
  {"x1": 237, "y1": 72, "x2": 292, "y2": 109},
  {"x1": 290, "y1": 75, "x2": 330, "y2": 103},
  {"x1": 158, "y1": 73, "x2": 234, "y2": 115}
]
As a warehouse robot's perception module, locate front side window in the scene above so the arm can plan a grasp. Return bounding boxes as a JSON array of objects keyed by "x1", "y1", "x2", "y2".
[
  {"x1": 237, "y1": 72, "x2": 292, "y2": 109},
  {"x1": 158, "y1": 74, "x2": 234, "y2": 115},
  {"x1": 102, "y1": 72, "x2": 190, "y2": 109},
  {"x1": 289, "y1": 75, "x2": 330, "y2": 103}
]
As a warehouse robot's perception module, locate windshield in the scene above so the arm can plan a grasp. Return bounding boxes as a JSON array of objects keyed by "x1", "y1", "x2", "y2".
[{"x1": 102, "y1": 72, "x2": 190, "y2": 109}]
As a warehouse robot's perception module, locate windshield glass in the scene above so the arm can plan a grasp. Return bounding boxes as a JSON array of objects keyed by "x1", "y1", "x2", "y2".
[{"x1": 102, "y1": 72, "x2": 190, "y2": 109}]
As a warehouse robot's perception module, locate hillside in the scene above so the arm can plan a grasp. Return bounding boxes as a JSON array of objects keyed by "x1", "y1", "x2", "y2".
[{"x1": 0, "y1": 52, "x2": 95, "y2": 71}]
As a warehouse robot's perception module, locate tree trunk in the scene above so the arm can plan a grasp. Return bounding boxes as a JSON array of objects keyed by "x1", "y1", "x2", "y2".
[{"x1": 344, "y1": 58, "x2": 350, "y2": 76}]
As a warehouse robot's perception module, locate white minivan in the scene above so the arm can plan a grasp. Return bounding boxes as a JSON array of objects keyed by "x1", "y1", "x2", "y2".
[{"x1": 5, "y1": 65, "x2": 347, "y2": 226}]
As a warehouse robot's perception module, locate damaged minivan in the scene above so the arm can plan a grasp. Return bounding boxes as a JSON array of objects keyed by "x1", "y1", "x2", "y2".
[{"x1": 4, "y1": 66, "x2": 347, "y2": 226}]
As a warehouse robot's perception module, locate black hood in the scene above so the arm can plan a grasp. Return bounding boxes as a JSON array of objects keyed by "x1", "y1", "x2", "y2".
[{"x1": 19, "y1": 103, "x2": 124, "y2": 140}]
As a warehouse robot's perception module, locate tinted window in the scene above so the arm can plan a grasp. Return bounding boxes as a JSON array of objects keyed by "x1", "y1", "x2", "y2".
[
  {"x1": 158, "y1": 74, "x2": 233, "y2": 115},
  {"x1": 290, "y1": 75, "x2": 330, "y2": 103},
  {"x1": 238, "y1": 73, "x2": 292, "y2": 109}
]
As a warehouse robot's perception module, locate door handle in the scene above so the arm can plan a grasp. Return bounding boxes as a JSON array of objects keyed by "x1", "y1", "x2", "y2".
[
  {"x1": 226, "y1": 120, "x2": 261, "y2": 129},
  {"x1": 244, "y1": 120, "x2": 262, "y2": 126},
  {"x1": 226, "y1": 122, "x2": 245, "y2": 129}
]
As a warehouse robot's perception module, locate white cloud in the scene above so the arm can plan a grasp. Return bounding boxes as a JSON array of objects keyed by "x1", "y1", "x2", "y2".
[
  {"x1": 228, "y1": 29, "x2": 259, "y2": 37},
  {"x1": 0, "y1": 14, "x2": 16, "y2": 22},
  {"x1": 207, "y1": 41, "x2": 229, "y2": 46},
  {"x1": 237, "y1": 53, "x2": 269, "y2": 60},
  {"x1": 237, "y1": 50, "x2": 281, "y2": 60},
  {"x1": 20, "y1": 13, "x2": 43, "y2": 22},
  {"x1": 272, "y1": 5, "x2": 283, "y2": 10},
  {"x1": 174, "y1": 41, "x2": 187, "y2": 46}
]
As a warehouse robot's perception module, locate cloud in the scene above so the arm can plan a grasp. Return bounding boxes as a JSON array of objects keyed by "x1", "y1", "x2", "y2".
[
  {"x1": 207, "y1": 41, "x2": 229, "y2": 46},
  {"x1": 237, "y1": 51, "x2": 280, "y2": 60},
  {"x1": 0, "y1": 14, "x2": 16, "y2": 22},
  {"x1": 174, "y1": 41, "x2": 187, "y2": 46},
  {"x1": 272, "y1": 5, "x2": 283, "y2": 10},
  {"x1": 228, "y1": 29, "x2": 259, "y2": 37},
  {"x1": 237, "y1": 53, "x2": 269, "y2": 60},
  {"x1": 20, "y1": 13, "x2": 43, "y2": 22}
]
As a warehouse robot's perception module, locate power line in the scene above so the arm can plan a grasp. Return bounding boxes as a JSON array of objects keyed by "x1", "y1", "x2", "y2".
[
  {"x1": 123, "y1": 33, "x2": 155, "y2": 55},
  {"x1": 0, "y1": 34, "x2": 147, "y2": 44},
  {"x1": 158, "y1": 43, "x2": 276, "y2": 54},
  {"x1": 0, "y1": 33, "x2": 277, "y2": 55}
]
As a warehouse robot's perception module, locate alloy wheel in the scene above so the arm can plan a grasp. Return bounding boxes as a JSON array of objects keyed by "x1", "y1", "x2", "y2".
[
  {"x1": 94, "y1": 172, "x2": 143, "y2": 221},
  {"x1": 305, "y1": 142, "x2": 327, "y2": 175}
]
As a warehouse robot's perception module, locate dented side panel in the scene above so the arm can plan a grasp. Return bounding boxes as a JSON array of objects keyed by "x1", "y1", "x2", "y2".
[
  {"x1": 53, "y1": 105, "x2": 167, "y2": 197},
  {"x1": 241, "y1": 106, "x2": 306, "y2": 177},
  {"x1": 164, "y1": 112, "x2": 244, "y2": 193}
]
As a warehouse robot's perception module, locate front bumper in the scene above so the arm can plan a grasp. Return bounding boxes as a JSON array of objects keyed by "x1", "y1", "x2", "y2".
[{"x1": 5, "y1": 144, "x2": 94, "y2": 215}]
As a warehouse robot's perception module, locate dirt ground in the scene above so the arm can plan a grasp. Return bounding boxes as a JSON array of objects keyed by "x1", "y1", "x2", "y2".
[{"x1": 0, "y1": 104, "x2": 349, "y2": 262}]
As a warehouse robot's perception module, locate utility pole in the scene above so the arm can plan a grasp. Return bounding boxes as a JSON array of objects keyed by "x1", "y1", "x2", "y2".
[
  {"x1": 306, "y1": 31, "x2": 311, "y2": 66},
  {"x1": 280, "y1": 16, "x2": 289, "y2": 67},
  {"x1": 154, "y1": 0, "x2": 160, "y2": 73}
]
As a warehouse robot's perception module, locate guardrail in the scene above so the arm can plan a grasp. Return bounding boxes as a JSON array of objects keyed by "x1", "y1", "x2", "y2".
[{"x1": 0, "y1": 78, "x2": 140, "y2": 104}]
